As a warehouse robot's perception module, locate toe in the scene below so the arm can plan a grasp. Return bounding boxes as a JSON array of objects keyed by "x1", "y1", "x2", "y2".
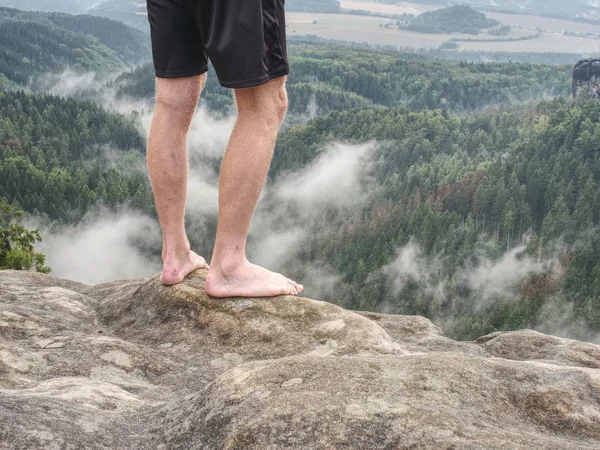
[
  {"x1": 282, "y1": 284, "x2": 296, "y2": 296},
  {"x1": 287, "y1": 282, "x2": 299, "y2": 296}
]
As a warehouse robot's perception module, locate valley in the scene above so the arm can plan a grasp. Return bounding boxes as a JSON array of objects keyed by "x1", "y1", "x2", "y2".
[{"x1": 0, "y1": 5, "x2": 599, "y2": 343}]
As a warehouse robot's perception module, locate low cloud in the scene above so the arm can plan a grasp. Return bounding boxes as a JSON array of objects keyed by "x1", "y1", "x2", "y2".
[
  {"x1": 272, "y1": 142, "x2": 374, "y2": 212},
  {"x1": 34, "y1": 69, "x2": 101, "y2": 98},
  {"x1": 32, "y1": 208, "x2": 161, "y2": 285},
  {"x1": 534, "y1": 294, "x2": 600, "y2": 344},
  {"x1": 250, "y1": 142, "x2": 374, "y2": 259},
  {"x1": 463, "y1": 244, "x2": 545, "y2": 305},
  {"x1": 185, "y1": 166, "x2": 219, "y2": 217},
  {"x1": 186, "y1": 108, "x2": 236, "y2": 159},
  {"x1": 382, "y1": 241, "x2": 550, "y2": 306},
  {"x1": 377, "y1": 240, "x2": 447, "y2": 312},
  {"x1": 383, "y1": 240, "x2": 440, "y2": 289}
]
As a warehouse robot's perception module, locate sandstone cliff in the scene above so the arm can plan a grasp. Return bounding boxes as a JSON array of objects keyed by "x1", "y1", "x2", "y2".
[
  {"x1": 1, "y1": 269, "x2": 599, "y2": 449},
  {"x1": 573, "y1": 59, "x2": 600, "y2": 100}
]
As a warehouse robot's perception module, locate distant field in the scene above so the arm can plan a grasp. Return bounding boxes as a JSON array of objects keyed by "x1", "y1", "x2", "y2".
[
  {"x1": 486, "y1": 12, "x2": 600, "y2": 35},
  {"x1": 287, "y1": 13, "x2": 523, "y2": 47},
  {"x1": 93, "y1": 0, "x2": 599, "y2": 55},
  {"x1": 341, "y1": 0, "x2": 600, "y2": 35},
  {"x1": 287, "y1": 8, "x2": 598, "y2": 54},
  {"x1": 459, "y1": 32, "x2": 599, "y2": 53},
  {"x1": 287, "y1": 13, "x2": 449, "y2": 47}
]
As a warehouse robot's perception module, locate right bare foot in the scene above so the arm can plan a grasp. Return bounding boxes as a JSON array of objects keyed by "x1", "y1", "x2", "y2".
[
  {"x1": 160, "y1": 250, "x2": 209, "y2": 286},
  {"x1": 205, "y1": 260, "x2": 304, "y2": 298}
]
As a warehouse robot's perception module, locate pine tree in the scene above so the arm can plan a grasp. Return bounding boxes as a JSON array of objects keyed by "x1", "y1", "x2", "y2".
[{"x1": 541, "y1": 195, "x2": 572, "y2": 245}]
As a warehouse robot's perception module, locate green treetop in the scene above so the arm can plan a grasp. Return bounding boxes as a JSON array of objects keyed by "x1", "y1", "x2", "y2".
[{"x1": 0, "y1": 198, "x2": 50, "y2": 273}]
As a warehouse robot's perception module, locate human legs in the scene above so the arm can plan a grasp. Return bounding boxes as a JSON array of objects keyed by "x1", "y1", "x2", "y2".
[
  {"x1": 205, "y1": 76, "x2": 304, "y2": 298},
  {"x1": 147, "y1": 74, "x2": 209, "y2": 286}
]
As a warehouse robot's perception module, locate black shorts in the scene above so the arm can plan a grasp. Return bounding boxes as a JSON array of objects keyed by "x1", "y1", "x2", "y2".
[{"x1": 146, "y1": 0, "x2": 289, "y2": 88}]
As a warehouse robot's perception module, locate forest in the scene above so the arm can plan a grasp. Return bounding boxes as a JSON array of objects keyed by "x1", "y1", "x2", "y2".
[
  {"x1": 1, "y1": 16, "x2": 598, "y2": 342},
  {"x1": 114, "y1": 42, "x2": 572, "y2": 117},
  {"x1": 287, "y1": 35, "x2": 582, "y2": 65},
  {"x1": 272, "y1": 97, "x2": 600, "y2": 341},
  {"x1": 376, "y1": 0, "x2": 600, "y2": 25},
  {"x1": 0, "y1": 91, "x2": 150, "y2": 223}
]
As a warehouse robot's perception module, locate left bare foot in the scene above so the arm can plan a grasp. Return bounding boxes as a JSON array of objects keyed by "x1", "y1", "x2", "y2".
[
  {"x1": 205, "y1": 259, "x2": 303, "y2": 298},
  {"x1": 160, "y1": 250, "x2": 209, "y2": 286}
]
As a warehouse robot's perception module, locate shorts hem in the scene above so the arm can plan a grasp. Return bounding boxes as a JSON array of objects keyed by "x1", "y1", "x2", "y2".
[
  {"x1": 219, "y1": 67, "x2": 290, "y2": 89},
  {"x1": 155, "y1": 67, "x2": 209, "y2": 78}
]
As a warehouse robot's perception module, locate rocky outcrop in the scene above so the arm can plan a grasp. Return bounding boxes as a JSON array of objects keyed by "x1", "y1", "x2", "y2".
[
  {"x1": 1, "y1": 269, "x2": 600, "y2": 449},
  {"x1": 573, "y1": 59, "x2": 600, "y2": 100}
]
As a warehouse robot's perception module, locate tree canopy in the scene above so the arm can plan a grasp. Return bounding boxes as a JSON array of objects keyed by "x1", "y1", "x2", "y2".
[{"x1": 0, "y1": 198, "x2": 50, "y2": 273}]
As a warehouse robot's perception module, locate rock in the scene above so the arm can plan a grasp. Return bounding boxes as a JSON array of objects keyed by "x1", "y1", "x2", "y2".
[
  {"x1": 573, "y1": 58, "x2": 600, "y2": 100},
  {"x1": 1, "y1": 268, "x2": 600, "y2": 449},
  {"x1": 95, "y1": 270, "x2": 404, "y2": 359},
  {"x1": 35, "y1": 336, "x2": 69, "y2": 349},
  {"x1": 100, "y1": 350, "x2": 133, "y2": 369}
]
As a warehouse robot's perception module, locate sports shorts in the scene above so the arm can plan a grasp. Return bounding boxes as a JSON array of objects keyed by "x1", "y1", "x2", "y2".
[{"x1": 146, "y1": 0, "x2": 289, "y2": 88}]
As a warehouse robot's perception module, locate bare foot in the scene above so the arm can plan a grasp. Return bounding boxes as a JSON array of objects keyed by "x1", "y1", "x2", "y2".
[
  {"x1": 160, "y1": 250, "x2": 209, "y2": 286},
  {"x1": 205, "y1": 260, "x2": 304, "y2": 298}
]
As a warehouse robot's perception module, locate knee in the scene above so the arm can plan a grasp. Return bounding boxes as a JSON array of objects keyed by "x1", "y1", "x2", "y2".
[
  {"x1": 155, "y1": 74, "x2": 206, "y2": 118},
  {"x1": 155, "y1": 95, "x2": 192, "y2": 122},
  {"x1": 273, "y1": 87, "x2": 289, "y2": 125},
  {"x1": 236, "y1": 78, "x2": 288, "y2": 128}
]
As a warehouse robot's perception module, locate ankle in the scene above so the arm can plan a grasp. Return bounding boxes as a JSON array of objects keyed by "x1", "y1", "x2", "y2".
[
  {"x1": 162, "y1": 242, "x2": 191, "y2": 262},
  {"x1": 209, "y1": 255, "x2": 248, "y2": 276},
  {"x1": 210, "y1": 240, "x2": 248, "y2": 274}
]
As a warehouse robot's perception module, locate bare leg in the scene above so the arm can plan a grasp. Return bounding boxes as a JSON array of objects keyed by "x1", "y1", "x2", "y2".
[
  {"x1": 205, "y1": 76, "x2": 304, "y2": 298},
  {"x1": 147, "y1": 74, "x2": 209, "y2": 286}
]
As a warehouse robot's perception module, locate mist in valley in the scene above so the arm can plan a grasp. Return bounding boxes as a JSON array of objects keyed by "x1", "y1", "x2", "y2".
[
  {"x1": 23, "y1": 64, "x2": 600, "y2": 344},
  {"x1": 2, "y1": 0, "x2": 599, "y2": 344}
]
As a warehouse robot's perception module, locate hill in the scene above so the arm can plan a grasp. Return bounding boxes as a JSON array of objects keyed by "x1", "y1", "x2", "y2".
[
  {"x1": 0, "y1": 7, "x2": 151, "y2": 86},
  {"x1": 287, "y1": 0, "x2": 342, "y2": 13},
  {"x1": 402, "y1": 0, "x2": 600, "y2": 24},
  {"x1": 86, "y1": 0, "x2": 148, "y2": 31},
  {"x1": 404, "y1": 4, "x2": 500, "y2": 34},
  {"x1": 0, "y1": 0, "x2": 98, "y2": 13},
  {"x1": 44, "y1": 12, "x2": 150, "y2": 65},
  {"x1": 1, "y1": 269, "x2": 599, "y2": 448}
]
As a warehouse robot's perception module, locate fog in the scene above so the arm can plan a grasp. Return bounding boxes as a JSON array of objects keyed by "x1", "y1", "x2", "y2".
[{"x1": 33, "y1": 207, "x2": 162, "y2": 285}]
